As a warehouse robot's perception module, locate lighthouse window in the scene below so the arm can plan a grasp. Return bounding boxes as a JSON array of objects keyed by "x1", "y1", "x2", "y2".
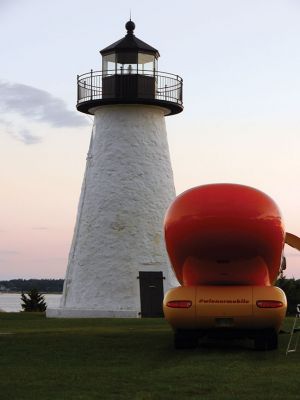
[
  {"x1": 138, "y1": 53, "x2": 156, "y2": 76},
  {"x1": 102, "y1": 54, "x2": 116, "y2": 76},
  {"x1": 116, "y1": 52, "x2": 137, "y2": 74}
]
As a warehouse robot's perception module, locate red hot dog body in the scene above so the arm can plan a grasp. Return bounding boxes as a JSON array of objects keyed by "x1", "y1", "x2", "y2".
[{"x1": 164, "y1": 184, "x2": 285, "y2": 286}]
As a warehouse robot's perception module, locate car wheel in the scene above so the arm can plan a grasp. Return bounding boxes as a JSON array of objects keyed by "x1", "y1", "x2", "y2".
[
  {"x1": 266, "y1": 330, "x2": 278, "y2": 350},
  {"x1": 254, "y1": 329, "x2": 278, "y2": 351}
]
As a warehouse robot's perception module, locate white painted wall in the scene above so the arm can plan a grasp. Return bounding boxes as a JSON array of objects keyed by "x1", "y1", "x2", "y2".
[{"x1": 47, "y1": 105, "x2": 178, "y2": 318}]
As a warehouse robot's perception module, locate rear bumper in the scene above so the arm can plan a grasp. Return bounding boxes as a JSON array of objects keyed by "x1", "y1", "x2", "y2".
[{"x1": 163, "y1": 285, "x2": 287, "y2": 332}]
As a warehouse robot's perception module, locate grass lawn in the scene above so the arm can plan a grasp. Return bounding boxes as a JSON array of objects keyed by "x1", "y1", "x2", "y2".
[{"x1": 0, "y1": 313, "x2": 299, "y2": 400}]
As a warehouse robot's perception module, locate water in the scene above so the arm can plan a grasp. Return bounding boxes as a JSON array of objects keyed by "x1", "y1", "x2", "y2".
[{"x1": 0, "y1": 293, "x2": 61, "y2": 312}]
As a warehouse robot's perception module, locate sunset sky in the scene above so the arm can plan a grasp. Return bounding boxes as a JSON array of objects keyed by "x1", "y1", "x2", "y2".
[{"x1": 1, "y1": 0, "x2": 300, "y2": 279}]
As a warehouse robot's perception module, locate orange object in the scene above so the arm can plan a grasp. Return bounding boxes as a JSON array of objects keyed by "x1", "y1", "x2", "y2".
[
  {"x1": 164, "y1": 183, "x2": 285, "y2": 286},
  {"x1": 163, "y1": 184, "x2": 287, "y2": 350}
]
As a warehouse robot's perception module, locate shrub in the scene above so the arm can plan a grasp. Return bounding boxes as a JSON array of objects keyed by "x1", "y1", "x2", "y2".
[{"x1": 21, "y1": 288, "x2": 47, "y2": 312}]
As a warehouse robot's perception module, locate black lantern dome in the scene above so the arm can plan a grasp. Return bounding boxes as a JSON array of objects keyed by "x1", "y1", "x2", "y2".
[
  {"x1": 76, "y1": 21, "x2": 183, "y2": 115},
  {"x1": 100, "y1": 20, "x2": 159, "y2": 58}
]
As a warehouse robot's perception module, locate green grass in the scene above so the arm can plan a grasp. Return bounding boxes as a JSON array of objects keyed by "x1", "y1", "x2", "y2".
[{"x1": 0, "y1": 313, "x2": 299, "y2": 400}]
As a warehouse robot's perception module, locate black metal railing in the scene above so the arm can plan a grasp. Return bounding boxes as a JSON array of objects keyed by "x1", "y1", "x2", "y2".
[{"x1": 77, "y1": 69, "x2": 183, "y2": 106}]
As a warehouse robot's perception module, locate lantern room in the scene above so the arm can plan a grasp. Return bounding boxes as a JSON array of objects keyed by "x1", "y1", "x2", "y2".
[{"x1": 76, "y1": 20, "x2": 183, "y2": 115}]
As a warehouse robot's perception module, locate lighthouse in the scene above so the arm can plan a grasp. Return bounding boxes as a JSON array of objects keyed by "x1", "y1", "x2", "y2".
[{"x1": 47, "y1": 20, "x2": 183, "y2": 318}]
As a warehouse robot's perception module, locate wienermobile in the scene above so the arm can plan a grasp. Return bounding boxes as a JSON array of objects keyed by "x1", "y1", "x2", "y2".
[{"x1": 163, "y1": 183, "x2": 300, "y2": 350}]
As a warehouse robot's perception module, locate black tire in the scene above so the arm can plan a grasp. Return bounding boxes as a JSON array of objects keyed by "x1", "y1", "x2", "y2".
[
  {"x1": 254, "y1": 335, "x2": 267, "y2": 351},
  {"x1": 266, "y1": 330, "x2": 278, "y2": 350},
  {"x1": 174, "y1": 330, "x2": 198, "y2": 349},
  {"x1": 254, "y1": 330, "x2": 278, "y2": 351}
]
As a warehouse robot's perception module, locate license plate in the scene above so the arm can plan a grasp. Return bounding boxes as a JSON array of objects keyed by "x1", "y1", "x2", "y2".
[{"x1": 215, "y1": 318, "x2": 234, "y2": 327}]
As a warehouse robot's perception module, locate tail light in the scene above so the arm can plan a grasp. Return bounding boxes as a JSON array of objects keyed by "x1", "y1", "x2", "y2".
[
  {"x1": 166, "y1": 300, "x2": 192, "y2": 308},
  {"x1": 256, "y1": 300, "x2": 283, "y2": 308}
]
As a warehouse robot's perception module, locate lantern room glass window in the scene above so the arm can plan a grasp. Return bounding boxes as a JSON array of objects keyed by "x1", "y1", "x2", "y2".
[
  {"x1": 102, "y1": 53, "x2": 116, "y2": 76},
  {"x1": 138, "y1": 53, "x2": 157, "y2": 76},
  {"x1": 115, "y1": 52, "x2": 137, "y2": 74},
  {"x1": 102, "y1": 52, "x2": 157, "y2": 76}
]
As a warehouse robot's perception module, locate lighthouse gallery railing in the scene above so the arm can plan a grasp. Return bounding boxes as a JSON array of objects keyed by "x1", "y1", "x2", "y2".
[{"x1": 77, "y1": 70, "x2": 183, "y2": 106}]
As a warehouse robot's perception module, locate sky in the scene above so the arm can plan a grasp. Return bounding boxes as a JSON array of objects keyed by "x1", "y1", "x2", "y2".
[{"x1": 0, "y1": 0, "x2": 300, "y2": 280}]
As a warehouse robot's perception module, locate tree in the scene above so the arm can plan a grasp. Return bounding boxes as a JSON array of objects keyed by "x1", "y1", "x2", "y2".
[
  {"x1": 276, "y1": 276, "x2": 300, "y2": 315},
  {"x1": 21, "y1": 288, "x2": 47, "y2": 312}
]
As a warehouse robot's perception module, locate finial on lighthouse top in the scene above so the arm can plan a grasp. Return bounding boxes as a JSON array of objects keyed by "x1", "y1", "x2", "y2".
[{"x1": 125, "y1": 19, "x2": 135, "y2": 35}]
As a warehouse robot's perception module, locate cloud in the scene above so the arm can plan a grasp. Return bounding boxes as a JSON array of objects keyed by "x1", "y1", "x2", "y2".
[
  {"x1": 13, "y1": 128, "x2": 42, "y2": 145},
  {"x1": 0, "y1": 81, "x2": 88, "y2": 128},
  {"x1": 0, "y1": 117, "x2": 41, "y2": 145},
  {"x1": 0, "y1": 81, "x2": 90, "y2": 144}
]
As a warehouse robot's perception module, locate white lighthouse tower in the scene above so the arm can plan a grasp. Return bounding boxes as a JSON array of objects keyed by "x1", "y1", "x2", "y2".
[{"x1": 47, "y1": 20, "x2": 183, "y2": 318}]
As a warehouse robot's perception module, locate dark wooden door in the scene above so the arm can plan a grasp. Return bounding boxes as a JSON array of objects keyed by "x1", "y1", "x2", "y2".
[{"x1": 139, "y1": 271, "x2": 164, "y2": 317}]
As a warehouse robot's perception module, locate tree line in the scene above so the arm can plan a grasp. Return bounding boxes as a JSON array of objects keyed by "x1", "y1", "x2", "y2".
[
  {"x1": 276, "y1": 277, "x2": 300, "y2": 314},
  {"x1": 0, "y1": 279, "x2": 64, "y2": 293}
]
